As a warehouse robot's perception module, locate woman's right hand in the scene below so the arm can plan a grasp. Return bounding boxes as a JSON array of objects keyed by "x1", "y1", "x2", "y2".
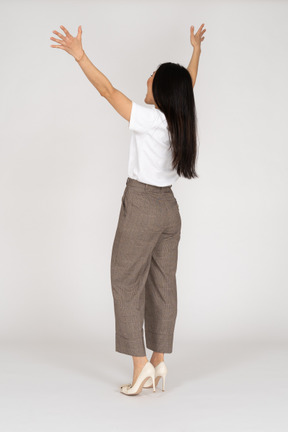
[
  {"x1": 190, "y1": 24, "x2": 206, "y2": 49},
  {"x1": 50, "y1": 25, "x2": 84, "y2": 60}
]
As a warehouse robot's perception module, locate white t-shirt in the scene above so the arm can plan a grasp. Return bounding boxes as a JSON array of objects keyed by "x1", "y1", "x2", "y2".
[{"x1": 128, "y1": 101, "x2": 180, "y2": 187}]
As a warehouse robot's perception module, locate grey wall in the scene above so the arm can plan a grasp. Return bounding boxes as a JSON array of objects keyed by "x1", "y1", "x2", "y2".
[{"x1": 0, "y1": 0, "x2": 287, "y2": 344}]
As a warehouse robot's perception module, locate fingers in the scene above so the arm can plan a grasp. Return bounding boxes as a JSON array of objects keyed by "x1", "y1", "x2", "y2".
[
  {"x1": 77, "y1": 25, "x2": 82, "y2": 39},
  {"x1": 196, "y1": 26, "x2": 206, "y2": 37},
  {"x1": 191, "y1": 23, "x2": 206, "y2": 36},
  {"x1": 60, "y1": 25, "x2": 72, "y2": 37},
  {"x1": 52, "y1": 30, "x2": 65, "y2": 40},
  {"x1": 197, "y1": 23, "x2": 205, "y2": 32},
  {"x1": 50, "y1": 36, "x2": 64, "y2": 44}
]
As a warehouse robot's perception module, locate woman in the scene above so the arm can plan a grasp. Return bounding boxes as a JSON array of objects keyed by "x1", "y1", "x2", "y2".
[{"x1": 50, "y1": 23, "x2": 206, "y2": 395}]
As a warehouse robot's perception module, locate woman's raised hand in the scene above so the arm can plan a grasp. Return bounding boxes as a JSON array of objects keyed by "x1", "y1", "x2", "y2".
[
  {"x1": 50, "y1": 25, "x2": 84, "y2": 60},
  {"x1": 190, "y1": 24, "x2": 206, "y2": 48}
]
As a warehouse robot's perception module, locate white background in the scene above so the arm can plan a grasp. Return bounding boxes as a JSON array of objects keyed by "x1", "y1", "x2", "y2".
[{"x1": 0, "y1": 1, "x2": 287, "y2": 431}]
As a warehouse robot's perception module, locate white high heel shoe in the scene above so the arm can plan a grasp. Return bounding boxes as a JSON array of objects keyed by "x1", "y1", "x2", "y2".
[
  {"x1": 120, "y1": 361, "x2": 156, "y2": 395},
  {"x1": 143, "y1": 361, "x2": 168, "y2": 391}
]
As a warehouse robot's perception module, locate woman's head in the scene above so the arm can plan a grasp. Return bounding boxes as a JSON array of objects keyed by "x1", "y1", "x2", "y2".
[
  {"x1": 144, "y1": 70, "x2": 157, "y2": 107},
  {"x1": 146, "y1": 62, "x2": 199, "y2": 179}
]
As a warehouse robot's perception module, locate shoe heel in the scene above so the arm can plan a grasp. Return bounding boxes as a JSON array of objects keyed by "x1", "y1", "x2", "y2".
[
  {"x1": 152, "y1": 374, "x2": 156, "y2": 392},
  {"x1": 162, "y1": 373, "x2": 167, "y2": 391}
]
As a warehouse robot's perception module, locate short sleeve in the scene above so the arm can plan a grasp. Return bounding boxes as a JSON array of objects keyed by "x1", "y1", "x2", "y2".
[{"x1": 129, "y1": 101, "x2": 159, "y2": 133}]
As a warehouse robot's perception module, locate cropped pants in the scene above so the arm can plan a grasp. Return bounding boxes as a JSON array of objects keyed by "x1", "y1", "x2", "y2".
[{"x1": 110, "y1": 177, "x2": 181, "y2": 356}]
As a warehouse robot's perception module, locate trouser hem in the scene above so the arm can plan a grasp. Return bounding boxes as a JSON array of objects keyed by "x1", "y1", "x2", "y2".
[
  {"x1": 115, "y1": 332, "x2": 146, "y2": 357},
  {"x1": 145, "y1": 330, "x2": 174, "y2": 353}
]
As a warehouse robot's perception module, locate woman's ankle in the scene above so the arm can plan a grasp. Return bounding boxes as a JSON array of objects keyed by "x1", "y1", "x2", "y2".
[{"x1": 150, "y1": 352, "x2": 164, "y2": 364}]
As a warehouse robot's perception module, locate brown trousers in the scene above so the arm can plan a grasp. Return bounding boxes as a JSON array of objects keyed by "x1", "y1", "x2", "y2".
[{"x1": 110, "y1": 177, "x2": 181, "y2": 356}]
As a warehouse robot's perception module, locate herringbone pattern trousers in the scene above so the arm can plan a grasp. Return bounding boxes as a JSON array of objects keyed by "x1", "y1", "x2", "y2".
[{"x1": 110, "y1": 177, "x2": 181, "y2": 356}]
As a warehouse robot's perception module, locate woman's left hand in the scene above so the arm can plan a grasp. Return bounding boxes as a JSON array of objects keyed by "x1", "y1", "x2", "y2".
[
  {"x1": 50, "y1": 25, "x2": 84, "y2": 60},
  {"x1": 190, "y1": 24, "x2": 206, "y2": 48}
]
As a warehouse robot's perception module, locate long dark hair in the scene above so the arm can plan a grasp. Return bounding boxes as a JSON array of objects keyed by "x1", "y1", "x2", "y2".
[{"x1": 152, "y1": 62, "x2": 199, "y2": 179}]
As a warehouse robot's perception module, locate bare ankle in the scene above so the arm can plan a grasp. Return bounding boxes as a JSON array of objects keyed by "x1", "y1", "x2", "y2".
[
  {"x1": 150, "y1": 352, "x2": 164, "y2": 364},
  {"x1": 132, "y1": 356, "x2": 148, "y2": 369}
]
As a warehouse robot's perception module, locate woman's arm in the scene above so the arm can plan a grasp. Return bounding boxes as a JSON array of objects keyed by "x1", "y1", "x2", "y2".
[
  {"x1": 187, "y1": 24, "x2": 206, "y2": 87},
  {"x1": 50, "y1": 25, "x2": 112, "y2": 96},
  {"x1": 50, "y1": 25, "x2": 132, "y2": 121},
  {"x1": 75, "y1": 51, "x2": 113, "y2": 97},
  {"x1": 187, "y1": 46, "x2": 201, "y2": 88}
]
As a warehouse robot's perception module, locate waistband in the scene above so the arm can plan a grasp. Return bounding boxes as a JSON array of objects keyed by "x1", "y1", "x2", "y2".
[{"x1": 126, "y1": 177, "x2": 172, "y2": 193}]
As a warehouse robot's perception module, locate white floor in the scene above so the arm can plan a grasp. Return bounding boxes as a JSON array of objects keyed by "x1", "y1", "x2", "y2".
[{"x1": 0, "y1": 339, "x2": 287, "y2": 432}]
